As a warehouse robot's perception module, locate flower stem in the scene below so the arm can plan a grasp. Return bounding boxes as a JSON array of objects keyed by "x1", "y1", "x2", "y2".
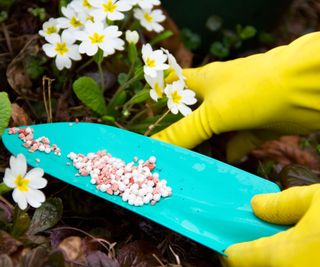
[
  {"x1": 0, "y1": 183, "x2": 12, "y2": 195},
  {"x1": 98, "y1": 62, "x2": 105, "y2": 90},
  {"x1": 76, "y1": 58, "x2": 94, "y2": 73},
  {"x1": 144, "y1": 109, "x2": 170, "y2": 136},
  {"x1": 107, "y1": 67, "x2": 143, "y2": 114}
]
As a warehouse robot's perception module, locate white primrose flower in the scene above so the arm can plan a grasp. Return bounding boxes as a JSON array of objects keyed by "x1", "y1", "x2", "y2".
[
  {"x1": 39, "y1": 18, "x2": 61, "y2": 40},
  {"x1": 134, "y1": 8, "x2": 165, "y2": 33},
  {"x1": 125, "y1": 30, "x2": 139, "y2": 44},
  {"x1": 57, "y1": 4, "x2": 85, "y2": 31},
  {"x1": 70, "y1": 0, "x2": 94, "y2": 12},
  {"x1": 42, "y1": 31, "x2": 81, "y2": 70},
  {"x1": 70, "y1": 0, "x2": 102, "y2": 23},
  {"x1": 135, "y1": 0, "x2": 161, "y2": 10},
  {"x1": 89, "y1": 0, "x2": 131, "y2": 21},
  {"x1": 142, "y1": 43, "x2": 168, "y2": 78},
  {"x1": 3, "y1": 154, "x2": 47, "y2": 210},
  {"x1": 75, "y1": 21, "x2": 124, "y2": 57},
  {"x1": 164, "y1": 80, "x2": 197, "y2": 116},
  {"x1": 161, "y1": 48, "x2": 185, "y2": 81},
  {"x1": 145, "y1": 71, "x2": 164, "y2": 101}
]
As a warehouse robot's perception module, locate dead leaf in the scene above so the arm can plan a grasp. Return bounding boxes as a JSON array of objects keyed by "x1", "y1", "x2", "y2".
[
  {"x1": 6, "y1": 35, "x2": 40, "y2": 96},
  {"x1": 0, "y1": 230, "x2": 22, "y2": 255},
  {"x1": 0, "y1": 254, "x2": 13, "y2": 267},
  {"x1": 58, "y1": 236, "x2": 86, "y2": 263},
  {"x1": 86, "y1": 251, "x2": 120, "y2": 267},
  {"x1": 251, "y1": 136, "x2": 320, "y2": 170},
  {"x1": 117, "y1": 240, "x2": 164, "y2": 267},
  {"x1": 10, "y1": 103, "x2": 32, "y2": 126}
]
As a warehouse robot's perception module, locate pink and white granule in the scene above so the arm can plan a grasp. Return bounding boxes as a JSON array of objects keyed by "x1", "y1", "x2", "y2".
[
  {"x1": 67, "y1": 150, "x2": 172, "y2": 206},
  {"x1": 8, "y1": 127, "x2": 61, "y2": 155}
]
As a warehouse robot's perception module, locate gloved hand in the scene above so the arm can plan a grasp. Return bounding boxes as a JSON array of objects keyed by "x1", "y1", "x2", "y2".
[
  {"x1": 152, "y1": 32, "x2": 320, "y2": 162},
  {"x1": 223, "y1": 184, "x2": 320, "y2": 267}
]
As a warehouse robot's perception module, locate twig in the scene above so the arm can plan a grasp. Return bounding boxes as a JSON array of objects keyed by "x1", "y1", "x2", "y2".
[
  {"x1": 1, "y1": 23, "x2": 13, "y2": 54},
  {"x1": 42, "y1": 76, "x2": 54, "y2": 123},
  {"x1": 169, "y1": 245, "x2": 181, "y2": 265},
  {"x1": 152, "y1": 253, "x2": 166, "y2": 267},
  {"x1": 144, "y1": 109, "x2": 170, "y2": 136}
]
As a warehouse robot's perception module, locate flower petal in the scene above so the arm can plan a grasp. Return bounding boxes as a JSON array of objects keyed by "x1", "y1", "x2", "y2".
[
  {"x1": 178, "y1": 103, "x2": 192, "y2": 116},
  {"x1": 25, "y1": 168, "x2": 44, "y2": 179},
  {"x1": 3, "y1": 168, "x2": 16, "y2": 188},
  {"x1": 12, "y1": 189, "x2": 28, "y2": 210},
  {"x1": 10, "y1": 154, "x2": 27, "y2": 177},
  {"x1": 26, "y1": 188, "x2": 46, "y2": 208},
  {"x1": 79, "y1": 42, "x2": 98, "y2": 56},
  {"x1": 68, "y1": 45, "x2": 82, "y2": 60},
  {"x1": 42, "y1": 44, "x2": 57, "y2": 57}
]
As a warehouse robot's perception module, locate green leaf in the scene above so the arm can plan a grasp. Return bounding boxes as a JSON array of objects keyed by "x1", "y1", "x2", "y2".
[
  {"x1": 0, "y1": 92, "x2": 11, "y2": 137},
  {"x1": 237, "y1": 25, "x2": 257, "y2": 40},
  {"x1": 0, "y1": 183, "x2": 12, "y2": 195},
  {"x1": 180, "y1": 28, "x2": 201, "y2": 50},
  {"x1": 150, "y1": 30, "x2": 173, "y2": 46},
  {"x1": 27, "y1": 198, "x2": 63, "y2": 236},
  {"x1": 0, "y1": 0, "x2": 13, "y2": 11},
  {"x1": 93, "y1": 49, "x2": 104, "y2": 64},
  {"x1": 101, "y1": 115, "x2": 116, "y2": 124},
  {"x1": 222, "y1": 30, "x2": 241, "y2": 49},
  {"x1": 128, "y1": 43, "x2": 137, "y2": 65},
  {"x1": 128, "y1": 89, "x2": 150, "y2": 104},
  {"x1": 279, "y1": 165, "x2": 320, "y2": 189},
  {"x1": 73, "y1": 76, "x2": 107, "y2": 115},
  {"x1": 106, "y1": 90, "x2": 127, "y2": 116},
  {"x1": 210, "y1": 41, "x2": 229, "y2": 58},
  {"x1": 0, "y1": 11, "x2": 8, "y2": 23},
  {"x1": 117, "y1": 73, "x2": 128, "y2": 85},
  {"x1": 259, "y1": 31, "x2": 275, "y2": 44},
  {"x1": 10, "y1": 208, "x2": 30, "y2": 238},
  {"x1": 25, "y1": 56, "x2": 45, "y2": 80}
]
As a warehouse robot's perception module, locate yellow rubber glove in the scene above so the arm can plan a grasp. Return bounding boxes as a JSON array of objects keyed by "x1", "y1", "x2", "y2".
[
  {"x1": 223, "y1": 184, "x2": 320, "y2": 267},
  {"x1": 152, "y1": 32, "x2": 320, "y2": 162}
]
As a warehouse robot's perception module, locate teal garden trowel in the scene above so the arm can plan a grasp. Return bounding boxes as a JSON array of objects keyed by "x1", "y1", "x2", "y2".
[{"x1": 2, "y1": 122, "x2": 288, "y2": 255}]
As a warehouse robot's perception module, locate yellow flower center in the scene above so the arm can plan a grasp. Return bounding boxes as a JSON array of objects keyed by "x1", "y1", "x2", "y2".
[
  {"x1": 70, "y1": 16, "x2": 83, "y2": 28},
  {"x1": 103, "y1": 0, "x2": 117, "y2": 13},
  {"x1": 154, "y1": 82, "x2": 163, "y2": 97},
  {"x1": 172, "y1": 90, "x2": 182, "y2": 104},
  {"x1": 144, "y1": 12, "x2": 153, "y2": 23},
  {"x1": 14, "y1": 174, "x2": 29, "y2": 192},
  {"x1": 55, "y1": 42, "x2": 69, "y2": 55},
  {"x1": 89, "y1": 32, "x2": 105, "y2": 44},
  {"x1": 46, "y1": 26, "x2": 57, "y2": 34},
  {"x1": 87, "y1": 15, "x2": 94, "y2": 22},
  {"x1": 146, "y1": 57, "x2": 155, "y2": 67},
  {"x1": 83, "y1": 0, "x2": 92, "y2": 8}
]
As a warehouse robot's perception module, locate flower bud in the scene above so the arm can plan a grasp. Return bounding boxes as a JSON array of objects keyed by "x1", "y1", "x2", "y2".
[{"x1": 125, "y1": 30, "x2": 139, "y2": 44}]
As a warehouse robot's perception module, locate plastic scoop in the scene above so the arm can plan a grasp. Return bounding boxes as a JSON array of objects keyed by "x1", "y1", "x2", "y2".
[{"x1": 1, "y1": 122, "x2": 288, "y2": 255}]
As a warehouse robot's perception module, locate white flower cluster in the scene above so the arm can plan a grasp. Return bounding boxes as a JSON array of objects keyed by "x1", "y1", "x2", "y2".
[
  {"x1": 39, "y1": 0, "x2": 166, "y2": 70},
  {"x1": 142, "y1": 44, "x2": 197, "y2": 116}
]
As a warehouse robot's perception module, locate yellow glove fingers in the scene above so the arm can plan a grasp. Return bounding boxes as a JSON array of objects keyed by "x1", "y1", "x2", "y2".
[
  {"x1": 151, "y1": 103, "x2": 213, "y2": 148},
  {"x1": 226, "y1": 130, "x2": 282, "y2": 163},
  {"x1": 183, "y1": 64, "x2": 222, "y2": 99},
  {"x1": 251, "y1": 184, "x2": 320, "y2": 225},
  {"x1": 223, "y1": 229, "x2": 291, "y2": 267}
]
